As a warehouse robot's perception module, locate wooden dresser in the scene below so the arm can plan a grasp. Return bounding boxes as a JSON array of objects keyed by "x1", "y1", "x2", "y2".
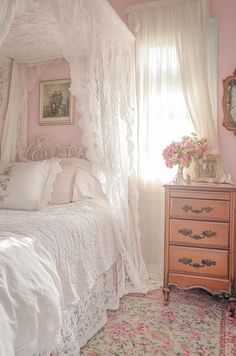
[{"x1": 163, "y1": 182, "x2": 236, "y2": 316}]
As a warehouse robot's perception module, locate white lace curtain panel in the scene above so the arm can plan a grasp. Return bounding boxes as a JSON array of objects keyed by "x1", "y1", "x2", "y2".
[
  {"x1": 54, "y1": 0, "x2": 148, "y2": 293},
  {"x1": 0, "y1": 0, "x2": 148, "y2": 294}
]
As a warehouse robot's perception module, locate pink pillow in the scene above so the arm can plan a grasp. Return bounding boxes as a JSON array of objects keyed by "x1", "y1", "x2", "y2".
[{"x1": 50, "y1": 164, "x2": 76, "y2": 205}]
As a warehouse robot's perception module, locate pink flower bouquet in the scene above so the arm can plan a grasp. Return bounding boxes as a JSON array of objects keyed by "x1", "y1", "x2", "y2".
[{"x1": 162, "y1": 134, "x2": 208, "y2": 169}]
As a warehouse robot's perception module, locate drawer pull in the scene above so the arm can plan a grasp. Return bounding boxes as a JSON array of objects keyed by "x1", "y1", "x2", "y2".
[
  {"x1": 179, "y1": 257, "x2": 216, "y2": 268},
  {"x1": 178, "y1": 228, "x2": 216, "y2": 240},
  {"x1": 182, "y1": 205, "x2": 213, "y2": 214}
]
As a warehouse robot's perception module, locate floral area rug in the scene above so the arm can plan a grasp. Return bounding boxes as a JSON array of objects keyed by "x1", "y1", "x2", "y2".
[{"x1": 81, "y1": 286, "x2": 236, "y2": 356}]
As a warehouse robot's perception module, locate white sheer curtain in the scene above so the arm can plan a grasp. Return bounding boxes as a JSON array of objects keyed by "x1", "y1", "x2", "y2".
[
  {"x1": 1, "y1": 61, "x2": 28, "y2": 164},
  {"x1": 172, "y1": 0, "x2": 218, "y2": 152},
  {"x1": 128, "y1": 0, "x2": 218, "y2": 282},
  {"x1": 0, "y1": 59, "x2": 62, "y2": 164},
  {"x1": 208, "y1": 17, "x2": 219, "y2": 129}
]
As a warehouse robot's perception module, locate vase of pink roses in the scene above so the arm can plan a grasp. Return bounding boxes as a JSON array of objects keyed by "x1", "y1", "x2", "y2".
[{"x1": 162, "y1": 133, "x2": 208, "y2": 184}]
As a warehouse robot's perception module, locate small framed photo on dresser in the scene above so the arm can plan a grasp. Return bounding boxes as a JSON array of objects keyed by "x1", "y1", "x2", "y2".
[
  {"x1": 194, "y1": 154, "x2": 221, "y2": 183},
  {"x1": 39, "y1": 79, "x2": 73, "y2": 125}
]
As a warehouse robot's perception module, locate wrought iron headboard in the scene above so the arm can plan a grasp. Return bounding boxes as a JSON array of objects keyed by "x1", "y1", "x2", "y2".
[{"x1": 24, "y1": 135, "x2": 86, "y2": 161}]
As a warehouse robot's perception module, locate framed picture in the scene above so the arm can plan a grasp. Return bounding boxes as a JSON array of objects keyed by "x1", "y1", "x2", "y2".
[
  {"x1": 222, "y1": 70, "x2": 236, "y2": 135},
  {"x1": 194, "y1": 154, "x2": 221, "y2": 183},
  {"x1": 39, "y1": 79, "x2": 73, "y2": 125}
]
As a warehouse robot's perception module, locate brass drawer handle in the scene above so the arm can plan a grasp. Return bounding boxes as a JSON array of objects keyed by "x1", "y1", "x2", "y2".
[
  {"x1": 178, "y1": 228, "x2": 216, "y2": 240},
  {"x1": 179, "y1": 257, "x2": 216, "y2": 268},
  {"x1": 182, "y1": 205, "x2": 213, "y2": 214}
]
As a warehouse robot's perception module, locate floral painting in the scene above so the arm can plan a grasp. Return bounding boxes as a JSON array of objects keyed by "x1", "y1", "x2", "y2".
[{"x1": 39, "y1": 79, "x2": 73, "y2": 125}]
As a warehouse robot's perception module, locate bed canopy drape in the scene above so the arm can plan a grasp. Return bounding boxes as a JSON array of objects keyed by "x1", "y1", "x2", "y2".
[{"x1": 0, "y1": 0, "x2": 148, "y2": 294}]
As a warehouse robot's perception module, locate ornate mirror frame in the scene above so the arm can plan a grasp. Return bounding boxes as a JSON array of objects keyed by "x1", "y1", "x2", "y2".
[{"x1": 222, "y1": 69, "x2": 236, "y2": 135}]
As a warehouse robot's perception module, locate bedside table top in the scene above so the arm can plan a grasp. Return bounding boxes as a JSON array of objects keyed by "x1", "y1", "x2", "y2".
[{"x1": 163, "y1": 181, "x2": 236, "y2": 192}]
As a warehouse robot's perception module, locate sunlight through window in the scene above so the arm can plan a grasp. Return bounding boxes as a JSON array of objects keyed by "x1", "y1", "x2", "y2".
[{"x1": 138, "y1": 46, "x2": 194, "y2": 183}]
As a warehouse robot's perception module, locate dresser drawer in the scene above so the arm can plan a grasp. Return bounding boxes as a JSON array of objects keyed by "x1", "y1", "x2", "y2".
[
  {"x1": 170, "y1": 219, "x2": 229, "y2": 248},
  {"x1": 170, "y1": 198, "x2": 229, "y2": 222},
  {"x1": 169, "y1": 246, "x2": 228, "y2": 278},
  {"x1": 169, "y1": 273, "x2": 230, "y2": 293}
]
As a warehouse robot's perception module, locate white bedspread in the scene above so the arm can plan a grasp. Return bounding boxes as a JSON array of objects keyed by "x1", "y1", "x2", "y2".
[
  {"x1": 0, "y1": 199, "x2": 117, "y2": 355},
  {"x1": 0, "y1": 235, "x2": 62, "y2": 356}
]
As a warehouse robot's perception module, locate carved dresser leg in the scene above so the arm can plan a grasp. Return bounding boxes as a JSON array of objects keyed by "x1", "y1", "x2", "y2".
[{"x1": 162, "y1": 287, "x2": 170, "y2": 305}]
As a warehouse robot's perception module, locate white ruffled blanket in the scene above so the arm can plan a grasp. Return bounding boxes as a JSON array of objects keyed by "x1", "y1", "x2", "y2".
[{"x1": 0, "y1": 199, "x2": 117, "y2": 355}]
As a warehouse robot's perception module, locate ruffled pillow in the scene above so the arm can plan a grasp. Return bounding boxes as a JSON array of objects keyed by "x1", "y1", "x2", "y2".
[
  {"x1": 0, "y1": 160, "x2": 61, "y2": 210},
  {"x1": 50, "y1": 163, "x2": 76, "y2": 205},
  {"x1": 72, "y1": 167, "x2": 106, "y2": 201},
  {"x1": 59, "y1": 158, "x2": 106, "y2": 202},
  {"x1": 41, "y1": 160, "x2": 62, "y2": 205}
]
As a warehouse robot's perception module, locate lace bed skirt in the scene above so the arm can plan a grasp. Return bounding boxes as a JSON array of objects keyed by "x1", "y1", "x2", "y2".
[{"x1": 54, "y1": 264, "x2": 118, "y2": 355}]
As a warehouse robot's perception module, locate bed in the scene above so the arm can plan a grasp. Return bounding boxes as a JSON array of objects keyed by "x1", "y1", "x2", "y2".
[{"x1": 0, "y1": 136, "x2": 121, "y2": 355}]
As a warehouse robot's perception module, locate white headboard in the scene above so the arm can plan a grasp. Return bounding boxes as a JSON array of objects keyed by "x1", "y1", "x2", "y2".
[{"x1": 24, "y1": 135, "x2": 86, "y2": 161}]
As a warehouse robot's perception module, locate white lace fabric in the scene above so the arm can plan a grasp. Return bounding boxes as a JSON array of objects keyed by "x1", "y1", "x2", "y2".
[
  {"x1": 0, "y1": 197, "x2": 123, "y2": 355},
  {"x1": 57, "y1": 264, "x2": 118, "y2": 355},
  {"x1": 0, "y1": 199, "x2": 117, "y2": 304},
  {"x1": 54, "y1": 0, "x2": 148, "y2": 293},
  {"x1": 0, "y1": 0, "x2": 62, "y2": 63}
]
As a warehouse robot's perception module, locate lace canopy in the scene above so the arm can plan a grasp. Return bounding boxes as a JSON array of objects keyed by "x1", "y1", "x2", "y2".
[{"x1": 0, "y1": 0, "x2": 148, "y2": 293}]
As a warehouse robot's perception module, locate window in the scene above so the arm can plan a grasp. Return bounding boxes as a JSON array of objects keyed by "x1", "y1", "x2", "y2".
[{"x1": 138, "y1": 45, "x2": 194, "y2": 183}]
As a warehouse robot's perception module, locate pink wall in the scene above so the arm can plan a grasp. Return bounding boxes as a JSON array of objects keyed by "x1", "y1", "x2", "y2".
[
  {"x1": 109, "y1": 0, "x2": 236, "y2": 182},
  {"x1": 27, "y1": 58, "x2": 81, "y2": 145},
  {"x1": 209, "y1": 0, "x2": 236, "y2": 182}
]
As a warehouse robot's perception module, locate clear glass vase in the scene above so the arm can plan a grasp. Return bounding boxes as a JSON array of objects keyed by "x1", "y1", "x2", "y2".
[{"x1": 175, "y1": 166, "x2": 185, "y2": 184}]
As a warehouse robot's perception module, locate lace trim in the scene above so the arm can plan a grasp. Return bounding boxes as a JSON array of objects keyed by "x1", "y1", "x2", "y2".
[
  {"x1": 0, "y1": 62, "x2": 11, "y2": 159},
  {"x1": 56, "y1": 264, "x2": 119, "y2": 355},
  {"x1": 41, "y1": 160, "x2": 62, "y2": 207}
]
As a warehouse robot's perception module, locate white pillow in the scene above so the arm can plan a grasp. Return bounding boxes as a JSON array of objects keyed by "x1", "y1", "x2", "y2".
[
  {"x1": 0, "y1": 160, "x2": 61, "y2": 210},
  {"x1": 72, "y1": 167, "x2": 106, "y2": 201},
  {"x1": 49, "y1": 163, "x2": 76, "y2": 205},
  {"x1": 59, "y1": 158, "x2": 106, "y2": 201},
  {"x1": 42, "y1": 160, "x2": 62, "y2": 204}
]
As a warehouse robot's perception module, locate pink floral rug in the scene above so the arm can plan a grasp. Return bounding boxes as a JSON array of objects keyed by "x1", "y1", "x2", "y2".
[{"x1": 81, "y1": 287, "x2": 236, "y2": 356}]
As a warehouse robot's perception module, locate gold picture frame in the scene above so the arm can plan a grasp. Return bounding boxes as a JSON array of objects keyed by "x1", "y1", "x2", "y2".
[
  {"x1": 194, "y1": 154, "x2": 221, "y2": 183},
  {"x1": 222, "y1": 69, "x2": 236, "y2": 135},
  {"x1": 39, "y1": 79, "x2": 73, "y2": 125}
]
